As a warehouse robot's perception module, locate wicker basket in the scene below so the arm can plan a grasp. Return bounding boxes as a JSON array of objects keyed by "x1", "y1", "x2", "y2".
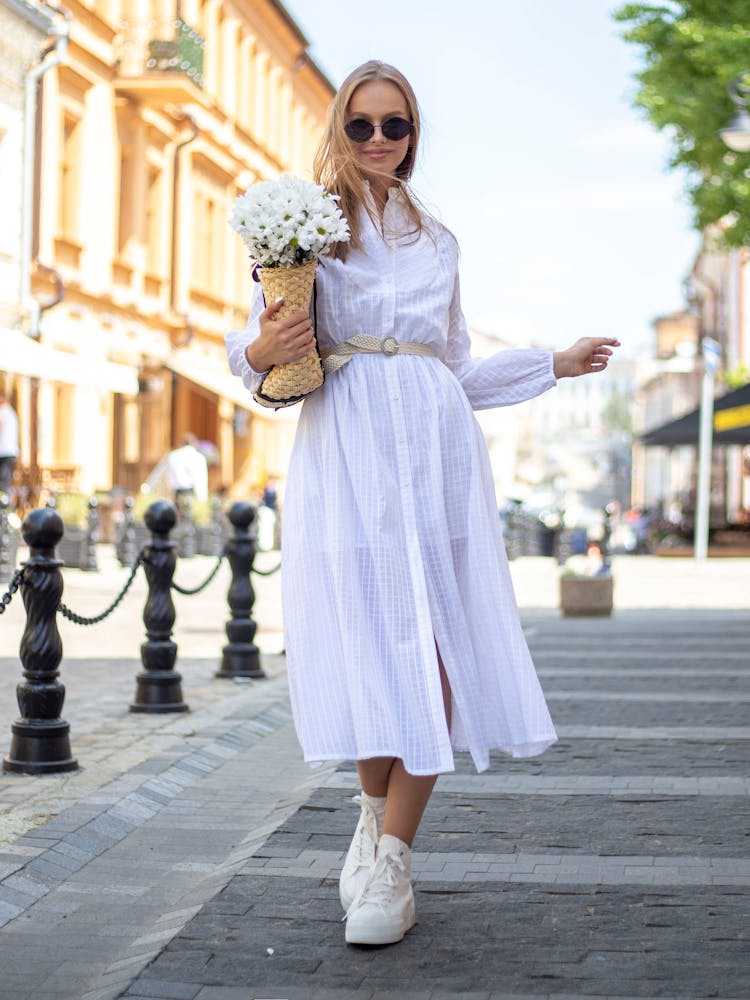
[{"x1": 254, "y1": 259, "x2": 323, "y2": 409}]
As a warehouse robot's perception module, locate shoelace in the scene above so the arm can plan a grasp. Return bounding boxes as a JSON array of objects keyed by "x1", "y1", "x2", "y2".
[
  {"x1": 344, "y1": 849, "x2": 406, "y2": 921},
  {"x1": 349, "y1": 795, "x2": 379, "y2": 867}
]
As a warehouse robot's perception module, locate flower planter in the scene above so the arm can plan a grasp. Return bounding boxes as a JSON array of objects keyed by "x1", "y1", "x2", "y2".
[{"x1": 559, "y1": 574, "x2": 613, "y2": 617}]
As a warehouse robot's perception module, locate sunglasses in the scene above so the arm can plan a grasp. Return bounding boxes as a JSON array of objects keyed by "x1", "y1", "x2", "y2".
[{"x1": 344, "y1": 117, "x2": 413, "y2": 143}]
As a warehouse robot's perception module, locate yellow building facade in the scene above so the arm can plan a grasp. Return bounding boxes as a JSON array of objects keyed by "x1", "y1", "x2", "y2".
[{"x1": 12, "y1": 0, "x2": 332, "y2": 504}]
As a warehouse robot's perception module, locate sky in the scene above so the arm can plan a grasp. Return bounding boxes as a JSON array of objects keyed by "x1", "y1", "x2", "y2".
[{"x1": 283, "y1": 0, "x2": 701, "y2": 358}]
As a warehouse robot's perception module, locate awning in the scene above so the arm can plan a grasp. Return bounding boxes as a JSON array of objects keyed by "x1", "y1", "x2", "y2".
[
  {"x1": 640, "y1": 382, "x2": 750, "y2": 446},
  {"x1": 1, "y1": 329, "x2": 139, "y2": 394},
  {"x1": 165, "y1": 352, "x2": 299, "y2": 422}
]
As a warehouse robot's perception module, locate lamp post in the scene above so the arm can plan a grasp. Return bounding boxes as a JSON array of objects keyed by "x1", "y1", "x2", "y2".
[
  {"x1": 719, "y1": 73, "x2": 750, "y2": 152},
  {"x1": 694, "y1": 337, "x2": 721, "y2": 561}
]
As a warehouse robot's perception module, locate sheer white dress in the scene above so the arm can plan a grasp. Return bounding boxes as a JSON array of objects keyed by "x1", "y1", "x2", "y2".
[{"x1": 226, "y1": 188, "x2": 558, "y2": 775}]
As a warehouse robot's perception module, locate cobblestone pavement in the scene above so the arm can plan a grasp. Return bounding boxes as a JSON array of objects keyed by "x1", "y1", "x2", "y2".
[{"x1": 0, "y1": 552, "x2": 748, "y2": 999}]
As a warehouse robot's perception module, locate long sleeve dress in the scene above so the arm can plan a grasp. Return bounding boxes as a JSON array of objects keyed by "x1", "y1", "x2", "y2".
[{"x1": 226, "y1": 187, "x2": 558, "y2": 776}]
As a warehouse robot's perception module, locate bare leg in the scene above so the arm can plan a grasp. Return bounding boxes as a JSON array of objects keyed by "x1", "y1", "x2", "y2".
[
  {"x1": 356, "y1": 756, "x2": 396, "y2": 798},
  {"x1": 356, "y1": 647, "x2": 453, "y2": 847}
]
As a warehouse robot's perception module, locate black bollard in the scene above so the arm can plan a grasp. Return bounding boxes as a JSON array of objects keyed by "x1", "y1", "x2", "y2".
[
  {"x1": 0, "y1": 493, "x2": 11, "y2": 584},
  {"x1": 130, "y1": 500, "x2": 188, "y2": 713},
  {"x1": 176, "y1": 491, "x2": 197, "y2": 559},
  {"x1": 207, "y1": 496, "x2": 226, "y2": 557},
  {"x1": 3, "y1": 508, "x2": 78, "y2": 774},
  {"x1": 216, "y1": 502, "x2": 265, "y2": 679},
  {"x1": 117, "y1": 495, "x2": 137, "y2": 567},
  {"x1": 83, "y1": 496, "x2": 99, "y2": 572}
]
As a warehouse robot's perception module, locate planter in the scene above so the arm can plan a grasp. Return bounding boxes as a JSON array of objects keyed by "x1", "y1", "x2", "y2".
[
  {"x1": 560, "y1": 574, "x2": 613, "y2": 617},
  {"x1": 57, "y1": 525, "x2": 98, "y2": 571}
]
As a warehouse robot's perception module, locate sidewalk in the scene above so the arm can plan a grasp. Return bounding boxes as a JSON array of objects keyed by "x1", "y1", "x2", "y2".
[{"x1": 0, "y1": 551, "x2": 748, "y2": 999}]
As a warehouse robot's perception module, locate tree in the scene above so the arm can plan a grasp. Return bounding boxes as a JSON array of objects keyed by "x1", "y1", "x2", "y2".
[{"x1": 615, "y1": 2, "x2": 750, "y2": 246}]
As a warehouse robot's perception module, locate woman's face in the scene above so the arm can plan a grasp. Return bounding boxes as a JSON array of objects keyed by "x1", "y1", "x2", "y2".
[{"x1": 345, "y1": 79, "x2": 412, "y2": 187}]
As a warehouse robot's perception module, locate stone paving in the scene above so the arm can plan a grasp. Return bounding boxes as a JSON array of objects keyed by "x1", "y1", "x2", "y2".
[{"x1": 0, "y1": 552, "x2": 747, "y2": 999}]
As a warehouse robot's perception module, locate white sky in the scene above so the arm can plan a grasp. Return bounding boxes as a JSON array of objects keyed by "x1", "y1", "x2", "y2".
[{"x1": 283, "y1": 0, "x2": 700, "y2": 357}]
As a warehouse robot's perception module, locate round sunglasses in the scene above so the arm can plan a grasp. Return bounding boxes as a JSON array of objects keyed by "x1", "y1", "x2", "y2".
[{"x1": 344, "y1": 117, "x2": 413, "y2": 143}]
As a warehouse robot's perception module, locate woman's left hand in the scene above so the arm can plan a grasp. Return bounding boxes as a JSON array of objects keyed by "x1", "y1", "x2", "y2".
[{"x1": 553, "y1": 337, "x2": 621, "y2": 379}]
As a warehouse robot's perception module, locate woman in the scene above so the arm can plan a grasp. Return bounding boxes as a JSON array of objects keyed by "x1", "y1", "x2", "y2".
[{"x1": 226, "y1": 60, "x2": 618, "y2": 947}]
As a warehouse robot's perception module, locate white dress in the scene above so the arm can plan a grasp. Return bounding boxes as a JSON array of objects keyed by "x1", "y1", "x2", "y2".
[{"x1": 226, "y1": 188, "x2": 558, "y2": 775}]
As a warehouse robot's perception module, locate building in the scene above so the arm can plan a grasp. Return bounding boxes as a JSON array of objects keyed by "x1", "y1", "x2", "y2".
[
  {"x1": 1, "y1": 0, "x2": 333, "y2": 509},
  {"x1": 633, "y1": 232, "x2": 750, "y2": 528},
  {"x1": 0, "y1": 0, "x2": 63, "y2": 501}
]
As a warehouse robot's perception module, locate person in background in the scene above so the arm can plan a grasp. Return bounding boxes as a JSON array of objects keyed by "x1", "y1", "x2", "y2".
[
  {"x1": 142, "y1": 433, "x2": 208, "y2": 504},
  {"x1": 0, "y1": 387, "x2": 19, "y2": 499},
  {"x1": 262, "y1": 475, "x2": 279, "y2": 511}
]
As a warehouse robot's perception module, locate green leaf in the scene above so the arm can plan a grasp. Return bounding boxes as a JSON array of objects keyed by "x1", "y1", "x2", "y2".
[{"x1": 615, "y1": 1, "x2": 750, "y2": 246}]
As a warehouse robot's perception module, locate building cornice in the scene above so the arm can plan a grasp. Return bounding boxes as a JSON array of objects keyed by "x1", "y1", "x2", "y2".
[{"x1": 4, "y1": 0, "x2": 58, "y2": 34}]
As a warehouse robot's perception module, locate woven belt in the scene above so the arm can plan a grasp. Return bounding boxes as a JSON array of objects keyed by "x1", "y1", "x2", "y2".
[{"x1": 320, "y1": 335, "x2": 436, "y2": 375}]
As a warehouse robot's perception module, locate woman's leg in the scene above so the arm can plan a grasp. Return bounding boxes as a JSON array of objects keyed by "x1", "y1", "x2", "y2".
[
  {"x1": 357, "y1": 648, "x2": 453, "y2": 846},
  {"x1": 356, "y1": 756, "x2": 395, "y2": 798}
]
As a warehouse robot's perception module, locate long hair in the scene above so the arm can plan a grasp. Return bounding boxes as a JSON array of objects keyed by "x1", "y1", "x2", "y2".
[{"x1": 314, "y1": 61, "x2": 425, "y2": 260}]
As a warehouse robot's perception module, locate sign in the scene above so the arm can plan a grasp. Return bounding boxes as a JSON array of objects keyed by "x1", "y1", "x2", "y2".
[{"x1": 702, "y1": 337, "x2": 721, "y2": 375}]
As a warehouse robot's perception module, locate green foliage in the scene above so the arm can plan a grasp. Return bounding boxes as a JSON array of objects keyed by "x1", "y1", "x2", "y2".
[
  {"x1": 722, "y1": 362, "x2": 750, "y2": 389},
  {"x1": 615, "y1": 2, "x2": 750, "y2": 246},
  {"x1": 53, "y1": 492, "x2": 89, "y2": 527},
  {"x1": 601, "y1": 390, "x2": 634, "y2": 435}
]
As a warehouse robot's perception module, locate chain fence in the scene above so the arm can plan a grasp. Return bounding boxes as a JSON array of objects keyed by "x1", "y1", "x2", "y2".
[
  {"x1": 1, "y1": 513, "x2": 282, "y2": 624},
  {"x1": 171, "y1": 551, "x2": 226, "y2": 595},
  {"x1": 0, "y1": 567, "x2": 26, "y2": 616},
  {"x1": 58, "y1": 553, "x2": 144, "y2": 626}
]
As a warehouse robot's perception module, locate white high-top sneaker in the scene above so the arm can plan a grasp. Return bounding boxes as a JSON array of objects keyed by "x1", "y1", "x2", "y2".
[
  {"x1": 339, "y1": 794, "x2": 384, "y2": 910},
  {"x1": 344, "y1": 833, "x2": 415, "y2": 945}
]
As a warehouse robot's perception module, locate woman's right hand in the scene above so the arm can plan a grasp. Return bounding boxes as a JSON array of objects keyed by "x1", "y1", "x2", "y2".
[{"x1": 244, "y1": 297, "x2": 316, "y2": 373}]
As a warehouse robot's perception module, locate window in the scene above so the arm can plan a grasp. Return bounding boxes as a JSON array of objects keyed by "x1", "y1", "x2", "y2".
[
  {"x1": 58, "y1": 115, "x2": 81, "y2": 240},
  {"x1": 146, "y1": 165, "x2": 163, "y2": 275}
]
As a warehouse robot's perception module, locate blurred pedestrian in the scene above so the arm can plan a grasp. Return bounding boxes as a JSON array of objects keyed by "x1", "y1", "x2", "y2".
[
  {"x1": 142, "y1": 433, "x2": 208, "y2": 504},
  {"x1": 227, "y1": 60, "x2": 618, "y2": 947},
  {"x1": 0, "y1": 387, "x2": 19, "y2": 498},
  {"x1": 261, "y1": 475, "x2": 279, "y2": 511}
]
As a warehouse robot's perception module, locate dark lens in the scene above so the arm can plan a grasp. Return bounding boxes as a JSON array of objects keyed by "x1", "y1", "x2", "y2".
[
  {"x1": 381, "y1": 118, "x2": 413, "y2": 141},
  {"x1": 344, "y1": 119, "x2": 375, "y2": 143}
]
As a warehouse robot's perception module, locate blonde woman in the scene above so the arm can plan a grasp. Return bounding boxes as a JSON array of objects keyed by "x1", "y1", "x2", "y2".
[{"x1": 226, "y1": 60, "x2": 618, "y2": 947}]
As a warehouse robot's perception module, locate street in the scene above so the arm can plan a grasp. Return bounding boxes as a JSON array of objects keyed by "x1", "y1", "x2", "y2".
[{"x1": 0, "y1": 550, "x2": 748, "y2": 999}]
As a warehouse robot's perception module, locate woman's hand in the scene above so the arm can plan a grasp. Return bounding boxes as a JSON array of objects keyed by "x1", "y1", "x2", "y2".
[
  {"x1": 553, "y1": 337, "x2": 620, "y2": 379},
  {"x1": 244, "y1": 297, "x2": 316, "y2": 373}
]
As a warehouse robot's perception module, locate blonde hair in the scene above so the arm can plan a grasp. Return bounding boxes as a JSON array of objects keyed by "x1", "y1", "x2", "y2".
[{"x1": 314, "y1": 61, "x2": 425, "y2": 260}]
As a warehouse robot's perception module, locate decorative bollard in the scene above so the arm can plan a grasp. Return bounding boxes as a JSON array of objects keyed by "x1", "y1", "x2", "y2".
[
  {"x1": 0, "y1": 493, "x2": 12, "y2": 584},
  {"x1": 216, "y1": 502, "x2": 265, "y2": 679},
  {"x1": 130, "y1": 500, "x2": 188, "y2": 713},
  {"x1": 205, "y1": 496, "x2": 226, "y2": 557},
  {"x1": 83, "y1": 496, "x2": 99, "y2": 572},
  {"x1": 117, "y1": 495, "x2": 137, "y2": 567},
  {"x1": 3, "y1": 508, "x2": 78, "y2": 774},
  {"x1": 176, "y1": 491, "x2": 197, "y2": 559}
]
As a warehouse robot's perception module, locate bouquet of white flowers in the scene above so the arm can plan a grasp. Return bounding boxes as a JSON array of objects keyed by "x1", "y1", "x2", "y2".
[
  {"x1": 229, "y1": 173, "x2": 350, "y2": 268},
  {"x1": 229, "y1": 175, "x2": 350, "y2": 410}
]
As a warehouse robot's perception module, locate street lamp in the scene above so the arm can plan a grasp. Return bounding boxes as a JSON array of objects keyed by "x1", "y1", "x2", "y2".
[
  {"x1": 719, "y1": 73, "x2": 750, "y2": 152},
  {"x1": 694, "y1": 336, "x2": 721, "y2": 562}
]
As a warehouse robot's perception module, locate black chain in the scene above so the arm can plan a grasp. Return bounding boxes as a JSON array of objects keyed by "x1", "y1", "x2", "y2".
[
  {"x1": 0, "y1": 567, "x2": 26, "y2": 615},
  {"x1": 58, "y1": 553, "x2": 144, "y2": 626},
  {"x1": 171, "y1": 553, "x2": 225, "y2": 595},
  {"x1": 252, "y1": 560, "x2": 282, "y2": 577}
]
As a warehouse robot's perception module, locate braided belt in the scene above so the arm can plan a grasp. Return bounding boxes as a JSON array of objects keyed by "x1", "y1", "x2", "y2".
[{"x1": 321, "y1": 335, "x2": 436, "y2": 375}]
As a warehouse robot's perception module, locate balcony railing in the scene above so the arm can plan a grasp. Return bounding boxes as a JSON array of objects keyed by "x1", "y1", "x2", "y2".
[{"x1": 116, "y1": 18, "x2": 205, "y2": 88}]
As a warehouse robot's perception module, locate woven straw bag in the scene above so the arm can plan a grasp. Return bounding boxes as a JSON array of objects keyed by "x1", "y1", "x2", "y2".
[{"x1": 254, "y1": 259, "x2": 324, "y2": 409}]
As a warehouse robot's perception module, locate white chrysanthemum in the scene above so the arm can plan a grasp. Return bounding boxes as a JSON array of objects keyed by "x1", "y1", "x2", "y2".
[{"x1": 229, "y1": 174, "x2": 350, "y2": 267}]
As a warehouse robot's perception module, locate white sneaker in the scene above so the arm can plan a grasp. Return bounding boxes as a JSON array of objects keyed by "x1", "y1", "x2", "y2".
[
  {"x1": 339, "y1": 795, "x2": 381, "y2": 910},
  {"x1": 344, "y1": 833, "x2": 416, "y2": 946}
]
